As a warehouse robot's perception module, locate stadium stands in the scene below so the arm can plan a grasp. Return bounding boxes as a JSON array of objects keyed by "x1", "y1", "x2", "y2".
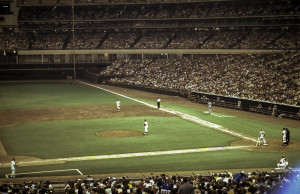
[
  {"x1": 67, "y1": 30, "x2": 105, "y2": 50},
  {"x1": 0, "y1": 170, "x2": 299, "y2": 193},
  {"x1": 1, "y1": 1, "x2": 299, "y2": 106},
  {"x1": 2, "y1": 29, "x2": 300, "y2": 50},
  {"x1": 100, "y1": 32, "x2": 138, "y2": 49},
  {"x1": 101, "y1": 53, "x2": 300, "y2": 105}
]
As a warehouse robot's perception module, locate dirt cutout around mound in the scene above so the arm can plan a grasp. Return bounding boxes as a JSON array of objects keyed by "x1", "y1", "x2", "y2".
[{"x1": 96, "y1": 130, "x2": 143, "y2": 138}]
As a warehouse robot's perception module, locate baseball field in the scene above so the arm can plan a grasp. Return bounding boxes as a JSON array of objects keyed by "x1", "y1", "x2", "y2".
[{"x1": 0, "y1": 80, "x2": 300, "y2": 179}]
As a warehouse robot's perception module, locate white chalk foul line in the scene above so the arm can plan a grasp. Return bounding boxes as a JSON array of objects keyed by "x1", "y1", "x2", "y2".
[
  {"x1": 1, "y1": 145, "x2": 252, "y2": 167},
  {"x1": 5, "y1": 169, "x2": 82, "y2": 178},
  {"x1": 78, "y1": 81, "x2": 257, "y2": 143},
  {"x1": 204, "y1": 111, "x2": 235, "y2": 118}
]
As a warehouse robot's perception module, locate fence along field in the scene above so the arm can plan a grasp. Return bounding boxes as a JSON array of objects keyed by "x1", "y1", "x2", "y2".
[{"x1": 0, "y1": 81, "x2": 299, "y2": 178}]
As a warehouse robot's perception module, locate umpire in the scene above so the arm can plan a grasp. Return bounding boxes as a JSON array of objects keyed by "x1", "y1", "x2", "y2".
[{"x1": 157, "y1": 97, "x2": 161, "y2": 109}]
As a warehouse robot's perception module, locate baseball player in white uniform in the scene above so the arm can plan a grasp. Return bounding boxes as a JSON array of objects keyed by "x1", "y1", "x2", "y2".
[
  {"x1": 116, "y1": 99, "x2": 120, "y2": 112},
  {"x1": 277, "y1": 155, "x2": 288, "y2": 169},
  {"x1": 258, "y1": 129, "x2": 267, "y2": 146},
  {"x1": 11, "y1": 158, "x2": 17, "y2": 178},
  {"x1": 143, "y1": 119, "x2": 149, "y2": 135},
  {"x1": 282, "y1": 128, "x2": 287, "y2": 146},
  {"x1": 208, "y1": 101, "x2": 212, "y2": 114}
]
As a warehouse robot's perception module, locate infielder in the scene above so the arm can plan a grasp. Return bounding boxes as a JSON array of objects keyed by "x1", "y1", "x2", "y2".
[
  {"x1": 116, "y1": 99, "x2": 120, "y2": 112},
  {"x1": 208, "y1": 101, "x2": 212, "y2": 114},
  {"x1": 258, "y1": 129, "x2": 267, "y2": 146},
  {"x1": 11, "y1": 158, "x2": 17, "y2": 178},
  {"x1": 143, "y1": 119, "x2": 149, "y2": 135}
]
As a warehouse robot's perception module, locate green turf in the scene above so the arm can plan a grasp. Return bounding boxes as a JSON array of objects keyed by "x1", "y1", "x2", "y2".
[
  {"x1": 0, "y1": 82, "x2": 137, "y2": 110},
  {"x1": 2, "y1": 150, "x2": 300, "y2": 178},
  {"x1": 0, "y1": 81, "x2": 299, "y2": 178},
  {"x1": 0, "y1": 117, "x2": 238, "y2": 158},
  {"x1": 148, "y1": 101, "x2": 300, "y2": 141}
]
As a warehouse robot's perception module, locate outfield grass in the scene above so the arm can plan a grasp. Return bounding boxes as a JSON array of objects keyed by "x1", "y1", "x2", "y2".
[
  {"x1": 0, "y1": 81, "x2": 299, "y2": 178},
  {"x1": 0, "y1": 82, "x2": 137, "y2": 110}
]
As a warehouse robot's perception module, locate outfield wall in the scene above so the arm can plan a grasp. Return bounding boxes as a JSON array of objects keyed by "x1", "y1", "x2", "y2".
[{"x1": 188, "y1": 91, "x2": 300, "y2": 120}]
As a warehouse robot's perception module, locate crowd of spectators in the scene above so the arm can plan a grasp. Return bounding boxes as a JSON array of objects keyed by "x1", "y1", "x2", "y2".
[
  {"x1": 17, "y1": 1, "x2": 300, "y2": 22},
  {"x1": 63, "y1": 171, "x2": 299, "y2": 194},
  {"x1": 101, "y1": 53, "x2": 300, "y2": 105},
  {"x1": 167, "y1": 30, "x2": 209, "y2": 49},
  {"x1": 0, "y1": 170, "x2": 299, "y2": 193},
  {"x1": 232, "y1": 31, "x2": 281, "y2": 49},
  {"x1": 200, "y1": 31, "x2": 246, "y2": 49},
  {"x1": 15, "y1": 1, "x2": 300, "y2": 31},
  {"x1": 268, "y1": 31, "x2": 300, "y2": 50},
  {"x1": 31, "y1": 31, "x2": 68, "y2": 50},
  {"x1": 0, "y1": 31, "x2": 30, "y2": 51},
  {"x1": 100, "y1": 32, "x2": 138, "y2": 49},
  {"x1": 5, "y1": 0, "x2": 300, "y2": 51},
  {"x1": 67, "y1": 31, "x2": 105, "y2": 50},
  {"x1": 0, "y1": 180, "x2": 54, "y2": 193},
  {"x1": 133, "y1": 31, "x2": 171, "y2": 49},
  {"x1": 2, "y1": 29, "x2": 300, "y2": 50},
  {"x1": 18, "y1": 6, "x2": 72, "y2": 21}
]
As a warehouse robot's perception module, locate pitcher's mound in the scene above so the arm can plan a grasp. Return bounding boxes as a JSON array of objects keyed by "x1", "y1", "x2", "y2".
[{"x1": 96, "y1": 130, "x2": 143, "y2": 138}]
